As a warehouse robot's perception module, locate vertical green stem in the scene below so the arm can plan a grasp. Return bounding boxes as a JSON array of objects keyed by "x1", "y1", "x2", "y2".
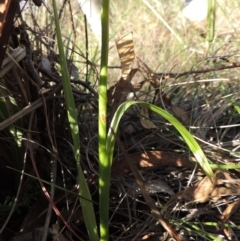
[
  {"x1": 206, "y1": 0, "x2": 216, "y2": 52},
  {"x1": 52, "y1": 0, "x2": 98, "y2": 240},
  {"x1": 99, "y1": 0, "x2": 110, "y2": 240}
]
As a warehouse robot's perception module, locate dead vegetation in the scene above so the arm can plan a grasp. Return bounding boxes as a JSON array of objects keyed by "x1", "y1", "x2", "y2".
[{"x1": 1, "y1": 0, "x2": 240, "y2": 241}]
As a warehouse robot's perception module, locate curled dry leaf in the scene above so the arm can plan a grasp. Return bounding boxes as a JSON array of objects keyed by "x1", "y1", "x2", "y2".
[
  {"x1": 221, "y1": 199, "x2": 240, "y2": 222},
  {"x1": 220, "y1": 172, "x2": 240, "y2": 222},
  {"x1": 109, "y1": 33, "x2": 138, "y2": 120},
  {"x1": 171, "y1": 105, "x2": 189, "y2": 124},
  {"x1": 140, "y1": 106, "x2": 158, "y2": 129},
  {"x1": 166, "y1": 171, "x2": 240, "y2": 209},
  {"x1": 144, "y1": 179, "x2": 174, "y2": 195},
  {"x1": 165, "y1": 176, "x2": 214, "y2": 209},
  {"x1": 116, "y1": 32, "x2": 135, "y2": 80},
  {"x1": 132, "y1": 179, "x2": 174, "y2": 196},
  {"x1": 132, "y1": 80, "x2": 146, "y2": 92},
  {"x1": 221, "y1": 198, "x2": 240, "y2": 241}
]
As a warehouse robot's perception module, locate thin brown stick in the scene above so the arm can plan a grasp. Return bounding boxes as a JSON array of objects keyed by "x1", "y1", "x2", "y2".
[
  {"x1": 0, "y1": 84, "x2": 62, "y2": 131},
  {"x1": 155, "y1": 62, "x2": 240, "y2": 79},
  {"x1": 108, "y1": 61, "x2": 240, "y2": 80},
  {"x1": 28, "y1": 129, "x2": 85, "y2": 241}
]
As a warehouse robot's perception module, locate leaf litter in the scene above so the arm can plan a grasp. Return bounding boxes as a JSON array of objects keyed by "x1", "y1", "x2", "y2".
[
  {"x1": 2, "y1": 8, "x2": 240, "y2": 240},
  {"x1": 108, "y1": 33, "x2": 240, "y2": 241}
]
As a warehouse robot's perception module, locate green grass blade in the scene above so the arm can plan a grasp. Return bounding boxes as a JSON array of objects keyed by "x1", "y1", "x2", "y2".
[
  {"x1": 51, "y1": 1, "x2": 98, "y2": 240},
  {"x1": 206, "y1": 0, "x2": 216, "y2": 51},
  {"x1": 106, "y1": 101, "x2": 214, "y2": 186},
  {"x1": 99, "y1": 0, "x2": 110, "y2": 240}
]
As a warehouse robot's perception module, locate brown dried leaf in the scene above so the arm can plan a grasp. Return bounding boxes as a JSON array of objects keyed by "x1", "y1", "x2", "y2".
[
  {"x1": 211, "y1": 171, "x2": 240, "y2": 201},
  {"x1": 109, "y1": 33, "x2": 138, "y2": 121},
  {"x1": 132, "y1": 80, "x2": 146, "y2": 92},
  {"x1": 144, "y1": 179, "x2": 174, "y2": 195},
  {"x1": 116, "y1": 32, "x2": 135, "y2": 80},
  {"x1": 219, "y1": 172, "x2": 240, "y2": 222},
  {"x1": 109, "y1": 79, "x2": 134, "y2": 120},
  {"x1": 161, "y1": 92, "x2": 172, "y2": 106},
  {"x1": 189, "y1": 175, "x2": 216, "y2": 202},
  {"x1": 171, "y1": 105, "x2": 189, "y2": 124},
  {"x1": 111, "y1": 150, "x2": 197, "y2": 178},
  {"x1": 221, "y1": 199, "x2": 240, "y2": 222},
  {"x1": 140, "y1": 106, "x2": 158, "y2": 129},
  {"x1": 165, "y1": 176, "x2": 215, "y2": 209},
  {"x1": 166, "y1": 171, "x2": 240, "y2": 209}
]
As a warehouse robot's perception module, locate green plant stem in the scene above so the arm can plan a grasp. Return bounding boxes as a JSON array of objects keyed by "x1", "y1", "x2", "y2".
[
  {"x1": 206, "y1": 0, "x2": 216, "y2": 52},
  {"x1": 51, "y1": 0, "x2": 98, "y2": 240},
  {"x1": 99, "y1": 0, "x2": 110, "y2": 240}
]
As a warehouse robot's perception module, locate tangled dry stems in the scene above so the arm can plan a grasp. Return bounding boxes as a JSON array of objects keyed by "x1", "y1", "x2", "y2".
[{"x1": 1, "y1": 0, "x2": 240, "y2": 240}]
